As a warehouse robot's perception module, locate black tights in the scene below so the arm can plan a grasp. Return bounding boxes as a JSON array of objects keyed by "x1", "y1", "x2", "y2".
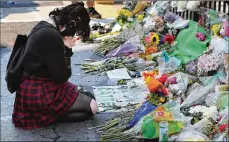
[{"x1": 56, "y1": 87, "x2": 96, "y2": 122}]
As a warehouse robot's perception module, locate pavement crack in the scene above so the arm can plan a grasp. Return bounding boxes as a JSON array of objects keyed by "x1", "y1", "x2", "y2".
[{"x1": 52, "y1": 128, "x2": 61, "y2": 141}]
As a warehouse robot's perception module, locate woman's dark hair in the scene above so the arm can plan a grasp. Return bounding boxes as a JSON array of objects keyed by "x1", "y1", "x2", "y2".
[{"x1": 49, "y1": 2, "x2": 90, "y2": 41}]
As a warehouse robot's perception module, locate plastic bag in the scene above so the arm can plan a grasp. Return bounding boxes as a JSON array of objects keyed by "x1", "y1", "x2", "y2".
[
  {"x1": 180, "y1": 113, "x2": 193, "y2": 127},
  {"x1": 105, "y1": 35, "x2": 141, "y2": 59},
  {"x1": 212, "y1": 132, "x2": 228, "y2": 141},
  {"x1": 170, "y1": 20, "x2": 211, "y2": 64},
  {"x1": 216, "y1": 91, "x2": 229, "y2": 111},
  {"x1": 158, "y1": 55, "x2": 181, "y2": 75},
  {"x1": 124, "y1": 99, "x2": 184, "y2": 139},
  {"x1": 215, "y1": 85, "x2": 229, "y2": 111},
  {"x1": 169, "y1": 130, "x2": 210, "y2": 141},
  {"x1": 210, "y1": 36, "x2": 229, "y2": 55},
  {"x1": 190, "y1": 118, "x2": 213, "y2": 136},
  {"x1": 147, "y1": 1, "x2": 169, "y2": 16},
  {"x1": 167, "y1": 72, "x2": 195, "y2": 96},
  {"x1": 127, "y1": 101, "x2": 157, "y2": 129},
  {"x1": 130, "y1": 59, "x2": 156, "y2": 71},
  {"x1": 181, "y1": 75, "x2": 219, "y2": 108},
  {"x1": 104, "y1": 42, "x2": 137, "y2": 59},
  {"x1": 205, "y1": 93, "x2": 219, "y2": 107}
]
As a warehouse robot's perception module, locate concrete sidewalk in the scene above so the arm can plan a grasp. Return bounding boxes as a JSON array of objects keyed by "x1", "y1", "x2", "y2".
[{"x1": 1, "y1": 2, "x2": 122, "y2": 22}]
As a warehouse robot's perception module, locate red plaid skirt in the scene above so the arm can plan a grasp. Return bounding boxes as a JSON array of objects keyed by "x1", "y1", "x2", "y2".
[{"x1": 12, "y1": 75, "x2": 78, "y2": 130}]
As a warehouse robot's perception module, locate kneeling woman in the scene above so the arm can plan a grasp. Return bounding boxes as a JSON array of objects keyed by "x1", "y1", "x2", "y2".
[{"x1": 12, "y1": 3, "x2": 98, "y2": 130}]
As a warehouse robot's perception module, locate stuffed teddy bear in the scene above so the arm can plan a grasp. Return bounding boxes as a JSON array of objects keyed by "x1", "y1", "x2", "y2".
[
  {"x1": 177, "y1": 1, "x2": 187, "y2": 12},
  {"x1": 186, "y1": 1, "x2": 200, "y2": 11},
  {"x1": 153, "y1": 16, "x2": 165, "y2": 32},
  {"x1": 220, "y1": 20, "x2": 229, "y2": 37}
]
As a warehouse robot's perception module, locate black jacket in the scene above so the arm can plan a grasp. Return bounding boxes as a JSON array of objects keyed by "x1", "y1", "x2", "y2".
[{"x1": 22, "y1": 21, "x2": 73, "y2": 84}]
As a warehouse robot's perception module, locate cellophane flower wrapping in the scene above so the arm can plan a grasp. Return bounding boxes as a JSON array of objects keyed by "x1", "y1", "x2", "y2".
[
  {"x1": 168, "y1": 129, "x2": 210, "y2": 141},
  {"x1": 124, "y1": 99, "x2": 184, "y2": 139},
  {"x1": 180, "y1": 75, "x2": 219, "y2": 108}
]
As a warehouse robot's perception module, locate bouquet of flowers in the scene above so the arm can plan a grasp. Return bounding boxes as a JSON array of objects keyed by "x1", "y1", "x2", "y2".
[
  {"x1": 144, "y1": 32, "x2": 160, "y2": 55},
  {"x1": 136, "y1": 14, "x2": 145, "y2": 23},
  {"x1": 116, "y1": 9, "x2": 132, "y2": 27},
  {"x1": 197, "y1": 52, "x2": 222, "y2": 76}
]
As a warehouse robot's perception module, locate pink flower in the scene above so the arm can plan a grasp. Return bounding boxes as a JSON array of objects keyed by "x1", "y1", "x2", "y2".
[{"x1": 145, "y1": 36, "x2": 151, "y2": 43}]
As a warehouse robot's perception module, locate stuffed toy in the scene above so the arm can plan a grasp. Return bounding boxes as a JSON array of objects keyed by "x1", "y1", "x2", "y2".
[
  {"x1": 220, "y1": 20, "x2": 229, "y2": 37},
  {"x1": 153, "y1": 16, "x2": 165, "y2": 32},
  {"x1": 211, "y1": 24, "x2": 222, "y2": 36},
  {"x1": 186, "y1": 1, "x2": 200, "y2": 11},
  {"x1": 189, "y1": 105, "x2": 218, "y2": 121},
  {"x1": 170, "y1": 1, "x2": 177, "y2": 8},
  {"x1": 177, "y1": 1, "x2": 187, "y2": 12},
  {"x1": 164, "y1": 12, "x2": 180, "y2": 24}
]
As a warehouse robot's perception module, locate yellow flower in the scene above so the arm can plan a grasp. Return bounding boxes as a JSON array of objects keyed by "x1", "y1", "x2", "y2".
[
  {"x1": 159, "y1": 96, "x2": 166, "y2": 103},
  {"x1": 150, "y1": 33, "x2": 160, "y2": 46},
  {"x1": 117, "y1": 9, "x2": 132, "y2": 18},
  {"x1": 137, "y1": 14, "x2": 144, "y2": 22}
]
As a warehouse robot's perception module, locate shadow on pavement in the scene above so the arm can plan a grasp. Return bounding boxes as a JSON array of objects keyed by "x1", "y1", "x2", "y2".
[
  {"x1": 0, "y1": 1, "x2": 64, "y2": 8},
  {"x1": 0, "y1": 1, "x2": 64, "y2": 19},
  {"x1": 0, "y1": 6, "x2": 39, "y2": 20}
]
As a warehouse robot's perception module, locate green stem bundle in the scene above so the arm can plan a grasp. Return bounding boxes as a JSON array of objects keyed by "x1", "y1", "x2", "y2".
[
  {"x1": 93, "y1": 39, "x2": 123, "y2": 56},
  {"x1": 79, "y1": 57, "x2": 140, "y2": 74}
]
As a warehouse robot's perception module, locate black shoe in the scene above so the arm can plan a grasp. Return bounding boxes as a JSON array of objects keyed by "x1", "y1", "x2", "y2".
[{"x1": 87, "y1": 7, "x2": 102, "y2": 19}]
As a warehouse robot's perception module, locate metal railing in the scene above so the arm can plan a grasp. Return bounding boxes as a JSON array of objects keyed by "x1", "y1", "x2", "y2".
[{"x1": 169, "y1": 1, "x2": 228, "y2": 29}]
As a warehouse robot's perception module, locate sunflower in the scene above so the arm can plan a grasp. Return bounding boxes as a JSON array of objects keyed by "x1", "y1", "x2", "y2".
[
  {"x1": 150, "y1": 33, "x2": 160, "y2": 45},
  {"x1": 144, "y1": 33, "x2": 160, "y2": 46}
]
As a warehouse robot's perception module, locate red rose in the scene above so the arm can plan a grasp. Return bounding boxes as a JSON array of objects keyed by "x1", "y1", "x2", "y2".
[
  {"x1": 158, "y1": 74, "x2": 168, "y2": 84},
  {"x1": 164, "y1": 34, "x2": 175, "y2": 45},
  {"x1": 219, "y1": 124, "x2": 227, "y2": 133}
]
